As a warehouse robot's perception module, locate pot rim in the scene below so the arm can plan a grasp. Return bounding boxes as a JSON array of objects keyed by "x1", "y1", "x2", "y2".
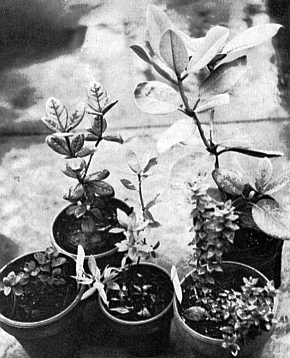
[
  {"x1": 0, "y1": 250, "x2": 84, "y2": 328},
  {"x1": 51, "y1": 198, "x2": 132, "y2": 260},
  {"x1": 99, "y1": 262, "x2": 174, "y2": 326},
  {"x1": 173, "y1": 260, "x2": 279, "y2": 345}
]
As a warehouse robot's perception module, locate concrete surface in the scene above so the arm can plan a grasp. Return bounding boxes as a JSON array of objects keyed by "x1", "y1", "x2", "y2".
[{"x1": 1, "y1": 0, "x2": 290, "y2": 357}]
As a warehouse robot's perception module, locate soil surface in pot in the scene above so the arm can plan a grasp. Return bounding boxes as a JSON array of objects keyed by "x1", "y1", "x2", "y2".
[
  {"x1": 0, "y1": 253, "x2": 77, "y2": 322},
  {"x1": 178, "y1": 263, "x2": 268, "y2": 339},
  {"x1": 104, "y1": 264, "x2": 173, "y2": 322},
  {"x1": 53, "y1": 200, "x2": 126, "y2": 256}
]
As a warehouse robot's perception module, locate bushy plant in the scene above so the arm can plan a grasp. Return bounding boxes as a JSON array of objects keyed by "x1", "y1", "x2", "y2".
[
  {"x1": 42, "y1": 81, "x2": 123, "y2": 238},
  {"x1": 131, "y1": 5, "x2": 290, "y2": 239},
  {"x1": 172, "y1": 179, "x2": 279, "y2": 356}
]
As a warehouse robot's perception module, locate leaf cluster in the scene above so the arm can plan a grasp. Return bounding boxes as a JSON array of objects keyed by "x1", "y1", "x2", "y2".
[
  {"x1": 0, "y1": 247, "x2": 68, "y2": 298},
  {"x1": 42, "y1": 82, "x2": 123, "y2": 234}
]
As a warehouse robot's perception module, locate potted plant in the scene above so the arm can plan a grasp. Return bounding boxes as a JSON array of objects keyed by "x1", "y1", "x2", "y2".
[
  {"x1": 130, "y1": 5, "x2": 287, "y2": 287},
  {"x1": 0, "y1": 246, "x2": 84, "y2": 358},
  {"x1": 75, "y1": 151, "x2": 174, "y2": 356},
  {"x1": 171, "y1": 180, "x2": 279, "y2": 357},
  {"x1": 41, "y1": 81, "x2": 133, "y2": 266}
]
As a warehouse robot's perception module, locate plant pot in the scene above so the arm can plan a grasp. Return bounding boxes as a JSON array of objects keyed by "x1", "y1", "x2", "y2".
[
  {"x1": 223, "y1": 228, "x2": 283, "y2": 288},
  {"x1": 98, "y1": 263, "x2": 174, "y2": 356},
  {"x1": 51, "y1": 197, "x2": 133, "y2": 268},
  {"x1": 0, "y1": 251, "x2": 84, "y2": 358},
  {"x1": 173, "y1": 261, "x2": 278, "y2": 358}
]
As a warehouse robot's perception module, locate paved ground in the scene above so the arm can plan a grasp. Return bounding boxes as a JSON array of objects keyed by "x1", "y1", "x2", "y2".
[{"x1": 1, "y1": 0, "x2": 290, "y2": 357}]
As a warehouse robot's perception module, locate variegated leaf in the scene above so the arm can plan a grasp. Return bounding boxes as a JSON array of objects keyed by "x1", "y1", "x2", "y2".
[
  {"x1": 134, "y1": 81, "x2": 180, "y2": 114},
  {"x1": 45, "y1": 97, "x2": 68, "y2": 132},
  {"x1": 67, "y1": 102, "x2": 85, "y2": 131},
  {"x1": 71, "y1": 134, "x2": 85, "y2": 156},
  {"x1": 255, "y1": 158, "x2": 273, "y2": 193},
  {"x1": 42, "y1": 117, "x2": 61, "y2": 133},
  {"x1": 252, "y1": 199, "x2": 290, "y2": 239},
  {"x1": 212, "y1": 168, "x2": 244, "y2": 196},
  {"x1": 46, "y1": 135, "x2": 70, "y2": 156},
  {"x1": 159, "y1": 29, "x2": 189, "y2": 75},
  {"x1": 264, "y1": 169, "x2": 290, "y2": 195}
]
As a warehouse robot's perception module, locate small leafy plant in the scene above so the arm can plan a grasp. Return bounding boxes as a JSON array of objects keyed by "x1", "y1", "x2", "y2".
[
  {"x1": 131, "y1": 5, "x2": 290, "y2": 239},
  {"x1": 110, "y1": 150, "x2": 161, "y2": 266},
  {"x1": 172, "y1": 180, "x2": 279, "y2": 356},
  {"x1": 0, "y1": 247, "x2": 75, "y2": 321},
  {"x1": 42, "y1": 82, "x2": 125, "y2": 252}
]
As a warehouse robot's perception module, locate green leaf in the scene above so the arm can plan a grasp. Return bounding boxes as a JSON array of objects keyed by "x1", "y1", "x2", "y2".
[
  {"x1": 199, "y1": 56, "x2": 247, "y2": 98},
  {"x1": 66, "y1": 158, "x2": 86, "y2": 173},
  {"x1": 67, "y1": 102, "x2": 85, "y2": 131},
  {"x1": 90, "y1": 117, "x2": 107, "y2": 136},
  {"x1": 87, "y1": 180, "x2": 114, "y2": 197},
  {"x1": 70, "y1": 134, "x2": 85, "y2": 156},
  {"x1": 91, "y1": 208, "x2": 104, "y2": 221},
  {"x1": 126, "y1": 150, "x2": 141, "y2": 174},
  {"x1": 222, "y1": 24, "x2": 282, "y2": 54},
  {"x1": 264, "y1": 169, "x2": 290, "y2": 195},
  {"x1": 159, "y1": 29, "x2": 189, "y2": 75},
  {"x1": 81, "y1": 216, "x2": 96, "y2": 236},
  {"x1": 46, "y1": 135, "x2": 70, "y2": 156},
  {"x1": 195, "y1": 93, "x2": 230, "y2": 113},
  {"x1": 66, "y1": 205, "x2": 78, "y2": 216},
  {"x1": 76, "y1": 147, "x2": 95, "y2": 158},
  {"x1": 157, "y1": 118, "x2": 196, "y2": 153},
  {"x1": 252, "y1": 199, "x2": 290, "y2": 239},
  {"x1": 184, "y1": 306, "x2": 206, "y2": 321},
  {"x1": 86, "y1": 170, "x2": 110, "y2": 181},
  {"x1": 151, "y1": 56, "x2": 178, "y2": 84},
  {"x1": 143, "y1": 157, "x2": 158, "y2": 174},
  {"x1": 103, "y1": 134, "x2": 124, "y2": 144},
  {"x1": 74, "y1": 204, "x2": 87, "y2": 219},
  {"x1": 103, "y1": 100, "x2": 118, "y2": 115},
  {"x1": 87, "y1": 81, "x2": 109, "y2": 113},
  {"x1": 51, "y1": 257, "x2": 66, "y2": 268},
  {"x1": 212, "y1": 168, "x2": 244, "y2": 196},
  {"x1": 130, "y1": 45, "x2": 152, "y2": 64},
  {"x1": 42, "y1": 117, "x2": 61, "y2": 133},
  {"x1": 64, "y1": 184, "x2": 85, "y2": 202},
  {"x1": 134, "y1": 81, "x2": 180, "y2": 114},
  {"x1": 255, "y1": 158, "x2": 273, "y2": 193},
  {"x1": 45, "y1": 97, "x2": 68, "y2": 132},
  {"x1": 188, "y1": 26, "x2": 229, "y2": 72},
  {"x1": 121, "y1": 179, "x2": 137, "y2": 191},
  {"x1": 146, "y1": 5, "x2": 174, "y2": 57}
]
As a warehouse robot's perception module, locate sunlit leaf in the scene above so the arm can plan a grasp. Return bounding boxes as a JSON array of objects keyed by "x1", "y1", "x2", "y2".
[
  {"x1": 126, "y1": 150, "x2": 141, "y2": 174},
  {"x1": 252, "y1": 199, "x2": 290, "y2": 239},
  {"x1": 74, "y1": 204, "x2": 87, "y2": 219},
  {"x1": 159, "y1": 29, "x2": 189, "y2": 75},
  {"x1": 87, "y1": 180, "x2": 114, "y2": 197},
  {"x1": 170, "y1": 152, "x2": 212, "y2": 188},
  {"x1": 66, "y1": 158, "x2": 86, "y2": 172},
  {"x1": 76, "y1": 147, "x2": 95, "y2": 158},
  {"x1": 42, "y1": 117, "x2": 61, "y2": 133},
  {"x1": 134, "y1": 81, "x2": 180, "y2": 114},
  {"x1": 46, "y1": 135, "x2": 70, "y2": 156},
  {"x1": 70, "y1": 134, "x2": 85, "y2": 156},
  {"x1": 196, "y1": 93, "x2": 230, "y2": 113},
  {"x1": 87, "y1": 81, "x2": 109, "y2": 113},
  {"x1": 146, "y1": 5, "x2": 174, "y2": 57},
  {"x1": 188, "y1": 26, "x2": 229, "y2": 72},
  {"x1": 67, "y1": 102, "x2": 85, "y2": 131},
  {"x1": 157, "y1": 118, "x2": 196, "y2": 153},
  {"x1": 255, "y1": 158, "x2": 273, "y2": 193},
  {"x1": 109, "y1": 307, "x2": 131, "y2": 314},
  {"x1": 264, "y1": 169, "x2": 290, "y2": 195},
  {"x1": 130, "y1": 45, "x2": 152, "y2": 64},
  {"x1": 212, "y1": 168, "x2": 244, "y2": 196},
  {"x1": 199, "y1": 56, "x2": 247, "y2": 97},
  {"x1": 86, "y1": 169, "x2": 110, "y2": 181},
  {"x1": 45, "y1": 97, "x2": 68, "y2": 132},
  {"x1": 222, "y1": 24, "x2": 282, "y2": 54},
  {"x1": 151, "y1": 55, "x2": 178, "y2": 84},
  {"x1": 184, "y1": 306, "x2": 207, "y2": 321},
  {"x1": 171, "y1": 266, "x2": 182, "y2": 304}
]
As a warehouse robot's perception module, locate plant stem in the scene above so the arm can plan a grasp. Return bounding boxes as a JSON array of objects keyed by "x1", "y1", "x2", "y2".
[{"x1": 138, "y1": 174, "x2": 146, "y2": 213}]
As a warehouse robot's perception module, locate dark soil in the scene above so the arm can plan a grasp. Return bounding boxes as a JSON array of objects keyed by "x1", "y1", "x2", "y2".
[
  {"x1": 223, "y1": 228, "x2": 283, "y2": 287},
  {"x1": 104, "y1": 264, "x2": 173, "y2": 322},
  {"x1": 0, "y1": 253, "x2": 78, "y2": 322},
  {"x1": 53, "y1": 199, "x2": 129, "y2": 256},
  {"x1": 178, "y1": 262, "x2": 266, "y2": 339}
]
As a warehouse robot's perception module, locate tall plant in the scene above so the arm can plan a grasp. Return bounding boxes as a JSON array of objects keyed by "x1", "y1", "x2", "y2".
[{"x1": 131, "y1": 5, "x2": 290, "y2": 239}]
